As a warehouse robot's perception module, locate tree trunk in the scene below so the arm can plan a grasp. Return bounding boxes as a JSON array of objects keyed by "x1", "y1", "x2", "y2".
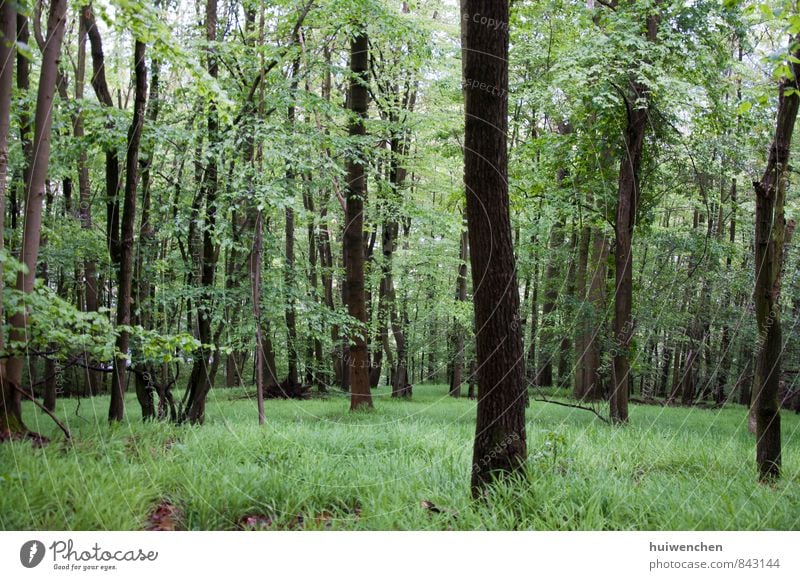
[
  {"x1": 183, "y1": 0, "x2": 220, "y2": 424},
  {"x1": 345, "y1": 27, "x2": 373, "y2": 411},
  {"x1": 2, "y1": 0, "x2": 67, "y2": 435},
  {"x1": 538, "y1": 222, "x2": 563, "y2": 387},
  {"x1": 583, "y1": 229, "x2": 608, "y2": 400},
  {"x1": 463, "y1": 0, "x2": 527, "y2": 496},
  {"x1": 752, "y1": 36, "x2": 800, "y2": 480},
  {"x1": 610, "y1": 9, "x2": 659, "y2": 425},
  {"x1": 110, "y1": 40, "x2": 147, "y2": 422},
  {"x1": 81, "y1": 5, "x2": 121, "y2": 268},
  {"x1": 573, "y1": 223, "x2": 591, "y2": 399},
  {"x1": 0, "y1": 0, "x2": 14, "y2": 425},
  {"x1": 74, "y1": 9, "x2": 100, "y2": 396},
  {"x1": 449, "y1": 224, "x2": 469, "y2": 397}
]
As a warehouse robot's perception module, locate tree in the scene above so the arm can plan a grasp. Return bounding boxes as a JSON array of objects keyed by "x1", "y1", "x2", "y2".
[
  {"x1": 345, "y1": 21, "x2": 373, "y2": 411},
  {"x1": 751, "y1": 32, "x2": 800, "y2": 482},
  {"x1": 182, "y1": 0, "x2": 221, "y2": 423},
  {"x1": 2, "y1": 0, "x2": 67, "y2": 435},
  {"x1": 609, "y1": 3, "x2": 659, "y2": 424},
  {"x1": 109, "y1": 39, "x2": 148, "y2": 422},
  {"x1": 0, "y1": 0, "x2": 15, "y2": 429},
  {"x1": 463, "y1": 0, "x2": 527, "y2": 496}
]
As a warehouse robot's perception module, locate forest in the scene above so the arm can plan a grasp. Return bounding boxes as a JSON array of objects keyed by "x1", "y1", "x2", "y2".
[{"x1": 0, "y1": 0, "x2": 799, "y2": 531}]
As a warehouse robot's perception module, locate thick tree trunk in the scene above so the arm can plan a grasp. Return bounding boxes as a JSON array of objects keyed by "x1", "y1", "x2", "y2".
[
  {"x1": 344, "y1": 28, "x2": 373, "y2": 411},
  {"x1": 752, "y1": 37, "x2": 800, "y2": 480},
  {"x1": 110, "y1": 40, "x2": 147, "y2": 422},
  {"x1": 2, "y1": 0, "x2": 67, "y2": 435},
  {"x1": 463, "y1": 0, "x2": 527, "y2": 496}
]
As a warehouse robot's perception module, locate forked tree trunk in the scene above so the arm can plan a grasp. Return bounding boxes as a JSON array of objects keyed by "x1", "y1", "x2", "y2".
[
  {"x1": 2, "y1": 0, "x2": 67, "y2": 435},
  {"x1": 345, "y1": 27, "x2": 373, "y2": 411},
  {"x1": 610, "y1": 9, "x2": 659, "y2": 424},
  {"x1": 752, "y1": 35, "x2": 800, "y2": 481},
  {"x1": 463, "y1": 0, "x2": 527, "y2": 496}
]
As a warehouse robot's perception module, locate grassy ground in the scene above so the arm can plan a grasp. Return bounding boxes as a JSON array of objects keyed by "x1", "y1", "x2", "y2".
[{"x1": 1, "y1": 384, "x2": 799, "y2": 530}]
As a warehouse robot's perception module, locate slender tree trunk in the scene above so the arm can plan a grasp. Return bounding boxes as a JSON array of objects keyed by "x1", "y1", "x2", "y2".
[
  {"x1": 81, "y1": 5, "x2": 121, "y2": 268},
  {"x1": 0, "y1": 0, "x2": 15, "y2": 424},
  {"x1": 14, "y1": 11, "x2": 31, "y2": 232},
  {"x1": 110, "y1": 40, "x2": 147, "y2": 422},
  {"x1": 463, "y1": 0, "x2": 527, "y2": 496},
  {"x1": 583, "y1": 229, "x2": 608, "y2": 400},
  {"x1": 538, "y1": 222, "x2": 563, "y2": 387},
  {"x1": 573, "y1": 223, "x2": 591, "y2": 399},
  {"x1": 183, "y1": 0, "x2": 220, "y2": 423},
  {"x1": 251, "y1": 212, "x2": 265, "y2": 424},
  {"x1": 2, "y1": 0, "x2": 67, "y2": 435},
  {"x1": 344, "y1": 27, "x2": 373, "y2": 411},
  {"x1": 449, "y1": 224, "x2": 469, "y2": 397},
  {"x1": 526, "y1": 237, "x2": 539, "y2": 385},
  {"x1": 752, "y1": 36, "x2": 800, "y2": 480},
  {"x1": 74, "y1": 9, "x2": 100, "y2": 396}
]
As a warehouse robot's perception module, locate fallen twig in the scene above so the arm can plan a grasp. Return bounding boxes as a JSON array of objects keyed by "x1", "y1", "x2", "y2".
[
  {"x1": 532, "y1": 396, "x2": 610, "y2": 424},
  {"x1": 13, "y1": 384, "x2": 72, "y2": 440}
]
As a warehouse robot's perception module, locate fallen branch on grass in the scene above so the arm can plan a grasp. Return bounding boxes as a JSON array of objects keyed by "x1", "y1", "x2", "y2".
[
  {"x1": 531, "y1": 395, "x2": 610, "y2": 424},
  {"x1": 13, "y1": 383, "x2": 72, "y2": 440}
]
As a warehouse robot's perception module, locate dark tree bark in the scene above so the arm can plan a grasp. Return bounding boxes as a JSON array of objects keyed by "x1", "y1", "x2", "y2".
[
  {"x1": 344, "y1": 26, "x2": 373, "y2": 411},
  {"x1": 14, "y1": 11, "x2": 31, "y2": 231},
  {"x1": 0, "y1": 0, "x2": 14, "y2": 423},
  {"x1": 110, "y1": 40, "x2": 147, "y2": 422},
  {"x1": 610, "y1": 8, "x2": 659, "y2": 424},
  {"x1": 463, "y1": 0, "x2": 527, "y2": 496},
  {"x1": 284, "y1": 54, "x2": 301, "y2": 387},
  {"x1": 81, "y1": 4, "x2": 121, "y2": 267},
  {"x1": 752, "y1": 34, "x2": 800, "y2": 481},
  {"x1": 2, "y1": 0, "x2": 67, "y2": 435},
  {"x1": 183, "y1": 0, "x2": 221, "y2": 423}
]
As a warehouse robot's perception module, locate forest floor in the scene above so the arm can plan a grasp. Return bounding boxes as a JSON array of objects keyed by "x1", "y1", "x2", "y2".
[{"x1": 1, "y1": 384, "x2": 799, "y2": 530}]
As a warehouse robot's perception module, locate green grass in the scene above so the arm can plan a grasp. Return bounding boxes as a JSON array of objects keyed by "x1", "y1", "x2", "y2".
[{"x1": 2, "y1": 384, "x2": 799, "y2": 530}]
